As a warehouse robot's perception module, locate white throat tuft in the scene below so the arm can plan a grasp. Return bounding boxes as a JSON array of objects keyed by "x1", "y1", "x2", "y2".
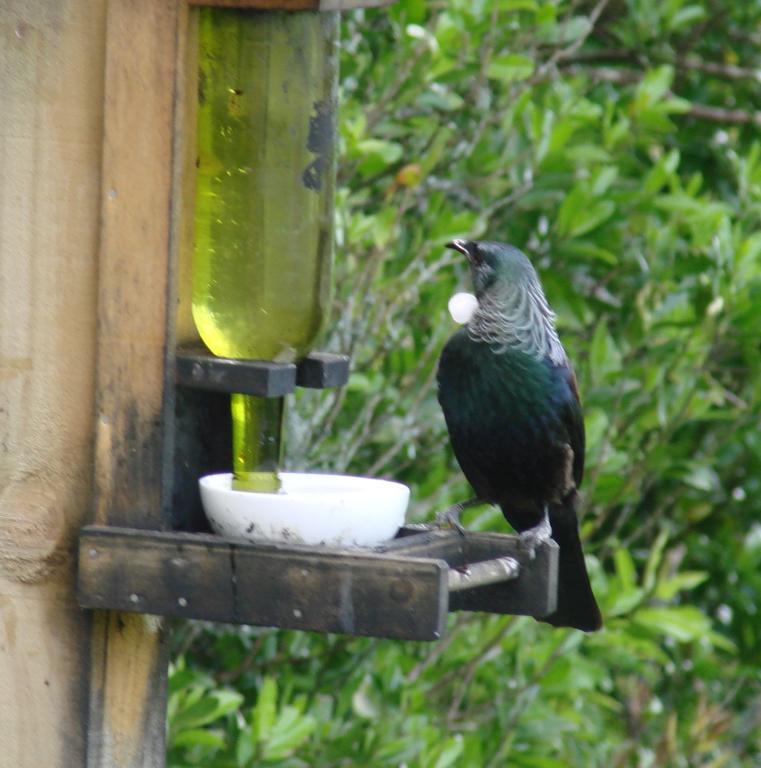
[{"x1": 448, "y1": 292, "x2": 479, "y2": 325}]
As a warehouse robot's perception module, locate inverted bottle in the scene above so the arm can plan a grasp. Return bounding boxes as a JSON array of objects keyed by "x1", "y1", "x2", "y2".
[{"x1": 191, "y1": 8, "x2": 337, "y2": 491}]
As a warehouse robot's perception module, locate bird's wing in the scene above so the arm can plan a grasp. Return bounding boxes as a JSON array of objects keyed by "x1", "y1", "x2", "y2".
[{"x1": 561, "y1": 366, "x2": 585, "y2": 488}]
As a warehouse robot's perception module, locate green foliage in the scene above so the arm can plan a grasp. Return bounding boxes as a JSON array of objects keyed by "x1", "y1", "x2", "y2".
[{"x1": 170, "y1": 1, "x2": 761, "y2": 766}]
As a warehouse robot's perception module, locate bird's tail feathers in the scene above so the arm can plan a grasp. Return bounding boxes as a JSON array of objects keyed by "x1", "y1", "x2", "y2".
[{"x1": 542, "y1": 498, "x2": 602, "y2": 632}]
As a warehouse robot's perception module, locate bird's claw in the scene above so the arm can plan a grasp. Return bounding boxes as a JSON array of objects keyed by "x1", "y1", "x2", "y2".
[
  {"x1": 517, "y1": 507, "x2": 552, "y2": 560},
  {"x1": 434, "y1": 498, "x2": 484, "y2": 537},
  {"x1": 434, "y1": 504, "x2": 466, "y2": 537}
]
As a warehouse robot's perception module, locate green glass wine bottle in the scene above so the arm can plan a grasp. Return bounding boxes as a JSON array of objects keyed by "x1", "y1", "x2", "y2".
[{"x1": 191, "y1": 8, "x2": 337, "y2": 492}]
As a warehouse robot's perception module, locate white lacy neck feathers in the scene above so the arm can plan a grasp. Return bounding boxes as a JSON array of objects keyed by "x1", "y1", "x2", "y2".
[{"x1": 467, "y1": 279, "x2": 567, "y2": 366}]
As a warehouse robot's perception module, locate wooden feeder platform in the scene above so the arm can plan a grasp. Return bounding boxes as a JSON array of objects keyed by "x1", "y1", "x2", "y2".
[
  {"x1": 77, "y1": 347, "x2": 560, "y2": 641},
  {"x1": 78, "y1": 525, "x2": 558, "y2": 641}
]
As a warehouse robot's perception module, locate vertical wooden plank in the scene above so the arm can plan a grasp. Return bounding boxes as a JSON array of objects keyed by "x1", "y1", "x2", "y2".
[
  {"x1": 92, "y1": 0, "x2": 181, "y2": 532},
  {"x1": 174, "y1": 5, "x2": 200, "y2": 349},
  {"x1": 87, "y1": 0, "x2": 186, "y2": 765},
  {"x1": 0, "y1": 0, "x2": 107, "y2": 765}
]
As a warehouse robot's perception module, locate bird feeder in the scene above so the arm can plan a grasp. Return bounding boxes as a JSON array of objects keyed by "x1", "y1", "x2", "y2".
[
  {"x1": 0, "y1": 0, "x2": 556, "y2": 762},
  {"x1": 78, "y1": 0, "x2": 559, "y2": 635}
]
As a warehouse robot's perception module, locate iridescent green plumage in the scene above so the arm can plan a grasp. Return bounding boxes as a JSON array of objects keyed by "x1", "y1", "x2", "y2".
[{"x1": 437, "y1": 240, "x2": 601, "y2": 631}]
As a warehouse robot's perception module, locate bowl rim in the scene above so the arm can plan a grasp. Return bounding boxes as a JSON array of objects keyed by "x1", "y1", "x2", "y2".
[{"x1": 199, "y1": 471, "x2": 410, "y2": 503}]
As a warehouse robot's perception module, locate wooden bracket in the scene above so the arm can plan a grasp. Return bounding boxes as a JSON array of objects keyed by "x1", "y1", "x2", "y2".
[
  {"x1": 176, "y1": 350, "x2": 297, "y2": 396},
  {"x1": 296, "y1": 351, "x2": 351, "y2": 388},
  {"x1": 175, "y1": 348, "x2": 350, "y2": 396},
  {"x1": 78, "y1": 525, "x2": 558, "y2": 641}
]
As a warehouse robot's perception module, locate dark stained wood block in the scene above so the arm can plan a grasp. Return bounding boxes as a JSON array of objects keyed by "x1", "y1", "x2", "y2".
[
  {"x1": 296, "y1": 352, "x2": 350, "y2": 388},
  {"x1": 175, "y1": 349, "x2": 350, "y2": 395},
  {"x1": 77, "y1": 525, "x2": 558, "y2": 640},
  {"x1": 170, "y1": 388, "x2": 231, "y2": 532},
  {"x1": 452, "y1": 532, "x2": 559, "y2": 618},
  {"x1": 176, "y1": 350, "x2": 297, "y2": 397},
  {"x1": 386, "y1": 527, "x2": 558, "y2": 618},
  {"x1": 233, "y1": 544, "x2": 445, "y2": 637},
  {"x1": 78, "y1": 526, "x2": 449, "y2": 640},
  {"x1": 79, "y1": 528, "x2": 236, "y2": 623}
]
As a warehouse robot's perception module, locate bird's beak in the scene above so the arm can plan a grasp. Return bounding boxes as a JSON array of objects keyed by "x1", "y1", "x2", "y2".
[
  {"x1": 446, "y1": 239, "x2": 481, "y2": 266},
  {"x1": 446, "y1": 239, "x2": 472, "y2": 259}
]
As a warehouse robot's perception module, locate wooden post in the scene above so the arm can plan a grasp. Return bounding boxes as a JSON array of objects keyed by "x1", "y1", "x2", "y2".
[
  {"x1": 1, "y1": 0, "x2": 184, "y2": 764},
  {"x1": 85, "y1": 0, "x2": 187, "y2": 765},
  {"x1": 0, "y1": 1, "x2": 106, "y2": 765}
]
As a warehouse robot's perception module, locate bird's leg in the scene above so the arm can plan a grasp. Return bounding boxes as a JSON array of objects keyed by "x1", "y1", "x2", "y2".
[
  {"x1": 434, "y1": 497, "x2": 485, "y2": 535},
  {"x1": 518, "y1": 505, "x2": 553, "y2": 560}
]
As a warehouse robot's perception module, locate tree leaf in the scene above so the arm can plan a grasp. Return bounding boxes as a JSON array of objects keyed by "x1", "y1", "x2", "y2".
[
  {"x1": 253, "y1": 677, "x2": 278, "y2": 744},
  {"x1": 633, "y1": 606, "x2": 712, "y2": 642},
  {"x1": 487, "y1": 54, "x2": 535, "y2": 82}
]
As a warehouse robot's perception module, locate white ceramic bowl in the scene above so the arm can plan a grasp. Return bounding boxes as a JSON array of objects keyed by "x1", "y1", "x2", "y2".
[{"x1": 200, "y1": 472, "x2": 409, "y2": 548}]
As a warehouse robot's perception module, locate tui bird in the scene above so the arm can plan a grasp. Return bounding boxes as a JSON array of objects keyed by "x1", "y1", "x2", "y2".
[{"x1": 436, "y1": 239, "x2": 602, "y2": 632}]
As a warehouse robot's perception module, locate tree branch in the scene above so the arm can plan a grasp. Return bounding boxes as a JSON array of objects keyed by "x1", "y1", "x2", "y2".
[
  {"x1": 564, "y1": 66, "x2": 761, "y2": 127},
  {"x1": 680, "y1": 57, "x2": 761, "y2": 81},
  {"x1": 565, "y1": 49, "x2": 761, "y2": 81},
  {"x1": 686, "y1": 102, "x2": 761, "y2": 127},
  {"x1": 532, "y1": 0, "x2": 614, "y2": 81}
]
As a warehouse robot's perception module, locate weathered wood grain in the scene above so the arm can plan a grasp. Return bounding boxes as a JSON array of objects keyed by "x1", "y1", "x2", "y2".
[
  {"x1": 0, "y1": 0, "x2": 105, "y2": 582},
  {"x1": 92, "y1": 0, "x2": 181, "y2": 532},
  {"x1": 174, "y1": 3, "x2": 201, "y2": 350},
  {"x1": 79, "y1": 526, "x2": 449, "y2": 640},
  {"x1": 0, "y1": 0, "x2": 106, "y2": 764},
  {"x1": 80, "y1": 528, "x2": 235, "y2": 623},
  {"x1": 79, "y1": 525, "x2": 559, "y2": 640},
  {"x1": 233, "y1": 542, "x2": 445, "y2": 638},
  {"x1": 86, "y1": 0, "x2": 188, "y2": 765}
]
